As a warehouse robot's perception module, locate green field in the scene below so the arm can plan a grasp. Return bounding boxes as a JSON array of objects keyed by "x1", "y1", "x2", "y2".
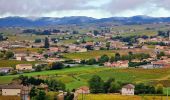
[{"x1": 1, "y1": 66, "x2": 170, "y2": 90}]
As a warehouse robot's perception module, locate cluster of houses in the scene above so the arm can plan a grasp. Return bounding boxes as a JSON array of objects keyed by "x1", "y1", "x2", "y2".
[
  {"x1": 104, "y1": 61, "x2": 129, "y2": 68},
  {"x1": 0, "y1": 83, "x2": 135, "y2": 100}
]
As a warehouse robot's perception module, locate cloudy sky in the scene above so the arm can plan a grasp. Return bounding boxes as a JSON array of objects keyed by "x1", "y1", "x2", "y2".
[{"x1": 1, "y1": 0, "x2": 170, "y2": 18}]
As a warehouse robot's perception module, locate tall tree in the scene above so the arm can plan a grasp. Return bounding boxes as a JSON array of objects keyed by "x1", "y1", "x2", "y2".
[{"x1": 44, "y1": 37, "x2": 50, "y2": 48}]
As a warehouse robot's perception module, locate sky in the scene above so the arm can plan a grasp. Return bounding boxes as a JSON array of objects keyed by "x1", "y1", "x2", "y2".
[{"x1": 1, "y1": 0, "x2": 170, "y2": 18}]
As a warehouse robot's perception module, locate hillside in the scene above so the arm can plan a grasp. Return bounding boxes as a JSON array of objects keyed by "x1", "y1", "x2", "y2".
[{"x1": 1, "y1": 16, "x2": 170, "y2": 27}]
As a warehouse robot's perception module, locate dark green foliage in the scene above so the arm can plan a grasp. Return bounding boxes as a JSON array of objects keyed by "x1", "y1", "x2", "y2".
[
  {"x1": 30, "y1": 86, "x2": 38, "y2": 98},
  {"x1": 19, "y1": 75, "x2": 44, "y2": 86},
  {"x1": 129, "y1": 61, "x2": 149, "y2": 67},
  {"x1": 64, "y1": 91, "x2": 74, "y2": 100},
  {"x1": 35, "y1": 90, "x2": 47, "y2": 100},
  {"x1": 86, "y1": 58, "x2": 97, "y2": 65},
  {"x1": 89, "y1": 75, "x2": 104, "y2": 93},
  {"x1": 51, "y1": 62, "x2": 64, "y2": 70},
  {"x1": 5, "y1": 51, "x2": 14, "y2": 59},
  {"x1": 106, "y1": 42, "x2": 110, "y2": 50},
  {"x1": 109, "y1": 82, "x2": 121, "y2": 93},
  {"x1": 46, "y1": 79, "x2": 65, "y2": 91},
  {"x1": 93, "y1": 30, "x2": 100, "y2": 36},
  {"x1": 157, "y1": 52, "x2": 165, "y2": 59},
  {"x1": 135, "y1": 83, "x2": 156, "y2": 94},
  {"x1": 35, "y1": 39, "x2": 41, "y2": 43},
  {"x1": 99, "y1": 55, "x2": 109, "y2": 64},
  {"x1": 44, "y1": 37, "x2": 50, "y2": 48},
  {"x1": 103, "y1": 78, "x2": 115, "y2": 93}
]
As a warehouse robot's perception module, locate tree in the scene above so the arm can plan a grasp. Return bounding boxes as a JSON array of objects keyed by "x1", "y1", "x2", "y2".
[
  {"x1": 46, "y1": 79, "x2": 65, "y2": 91},
  {"x1": 35, "y1": 39, "x2": 41, "y2": 43},
  {"x1": 93, "y1": 30, "x2": 100, "y2": 36},
  {"x1": 155, "y1": 84, "x2": 163, "y2": 94},
  {"x1": 64, "y1": 91, "x2": 74, "y2": 100},
  {"x1": 157, "y1": 52, "x2": 165, "y2": 59},
  {"x1": 50, "y1": 62, "x2": 64, "y2": 70},
  {"x1": 115, "y1": 53, "x2": 121, "y2": 61},
  {"x1": 5, "y1": 51, "x2": 14, "y2": 59},
  {"x1": 0, "y1": 52, "x2": 4, "y2": 58},
  {"x1": 99, "y1": 55, "x2": 109, "y2": 64},
  {"x1": 106, "y1": 42, "x2": 110, "y2": 50},
  {"x1": 44, "y1": 37, "x2": 50, "y2": 48},
  {"x1": 86, "y1": 58, "x2": 97, "y2": 65},
  {"x1": 103, "y1": 78, "x2": 115, "y2": 93},
  {"x1": 35, "y1": 90, "x2": 47, "y2": 100},
  {"x1": 89, "y1": 75, "x2": 104, "y2": 93},
  {"x1": 30, "y1": 86, "x2": 38, "y2": 98},
  {"x1": 109, "y1": 82, "x2": 121, "y2": 93}
]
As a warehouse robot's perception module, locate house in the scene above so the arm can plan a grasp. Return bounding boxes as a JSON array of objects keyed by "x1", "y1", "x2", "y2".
[
  {"x1": 0, "y1": 67, "x2": 13, "y2": 73},
  {"x1": 0, "y1": 85, "x2": 22, "y2": 96},
  {"x1": 47, "y1": 58, "x2": 65, "y2": 63},
  {"x1": 104, "y1": 61, "x2": 129, "y2": 68},
  {"x1": 16, "y1": 64, "x2": 33, "y2": 71},
  {"x1": 151, "y1": 60, "x2": 165, "y2": 68},
  {"x1": 121, "y1": 84, "x2": 135, "y2": 95},
  {"x1": 75, "y1": 86, "x2": 90, "y2": 94},
  {"x1": 25, "y1": 56, "x2": 35, "y2": 61},
  {"x1": 15, "y1": 53, "x2": 27, "y2": 61}
]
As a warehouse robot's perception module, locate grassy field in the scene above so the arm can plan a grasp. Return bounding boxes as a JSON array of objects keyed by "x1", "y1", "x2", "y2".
[
  {"x1": 78, "y1": 94, "x2": 168, "y2": 100},
  {"x1": 0, "y1": 60, "x2": 40, "y2": 67},
  {"x1": 1, "y1": 66, "x2": 170, "y2": 90}
]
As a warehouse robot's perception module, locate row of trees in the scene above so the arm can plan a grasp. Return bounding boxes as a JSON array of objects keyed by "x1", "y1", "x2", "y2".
[
  {"x1": 81, "y1": 52, "x2": 150, "y2": 65},
  {"x1": 112, "y1": 35, "x2": 149, "y2": 45},
  {"x1": 89, "y1": 75, "x2": 123, "y2": 94},
  {"x1": 88, "y1": 75, "x2": 163, "y2": 94}
]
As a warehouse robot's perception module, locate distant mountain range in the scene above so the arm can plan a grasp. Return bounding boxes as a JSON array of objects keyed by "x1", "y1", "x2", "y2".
[{"x1": 1, "y1": 15, "x2": 170, "y2": 27}]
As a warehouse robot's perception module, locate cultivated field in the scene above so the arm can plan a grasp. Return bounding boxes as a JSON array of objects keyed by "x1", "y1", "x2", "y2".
[
  {"x1": 1, "y1": 66, "x2": 170, "y2": 90},
  {"x1": 63, "y1": 49, "x2": 153, "y2": 60},
  {"x1": 0, "y1": 60, "x2": 40, "y2": 67},
  {"x1": 78, "y1": 94, "x2": 168, "y2": 100}
]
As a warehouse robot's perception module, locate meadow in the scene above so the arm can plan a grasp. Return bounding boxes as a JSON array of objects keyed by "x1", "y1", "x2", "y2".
[{"x1": 1, "y1": 66, "x2": 170, "y2": 90}]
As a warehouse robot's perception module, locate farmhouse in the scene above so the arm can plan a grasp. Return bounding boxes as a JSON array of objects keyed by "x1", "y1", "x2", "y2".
[
  {"x1": 16, "y1": 64, "x2": 33, "y2": 70},
  {"x1": 121, "y1": 84, "x2": 135, "y2": 95},
  {"x1": 0, "y1": 85, "x2": 22, "y2": 96}
]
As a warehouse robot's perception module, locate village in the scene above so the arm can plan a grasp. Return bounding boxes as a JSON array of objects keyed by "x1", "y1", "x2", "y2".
[{"x1": 0, "y1": 26, "x2": 170, "y2": 100}]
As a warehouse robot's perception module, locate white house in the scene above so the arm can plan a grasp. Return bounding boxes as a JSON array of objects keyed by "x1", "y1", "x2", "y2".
[{"x1": 121, "y1": 84, "x2": 135, "y2": 95}]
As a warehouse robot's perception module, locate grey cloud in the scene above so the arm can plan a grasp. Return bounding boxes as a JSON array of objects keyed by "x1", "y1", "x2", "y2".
[
  {"x1": 103, "y1": 0, "x2": 170, "y2": 15},
  {"x1": 0, "y1": 0, "x2": 96, "y2": 16}
]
